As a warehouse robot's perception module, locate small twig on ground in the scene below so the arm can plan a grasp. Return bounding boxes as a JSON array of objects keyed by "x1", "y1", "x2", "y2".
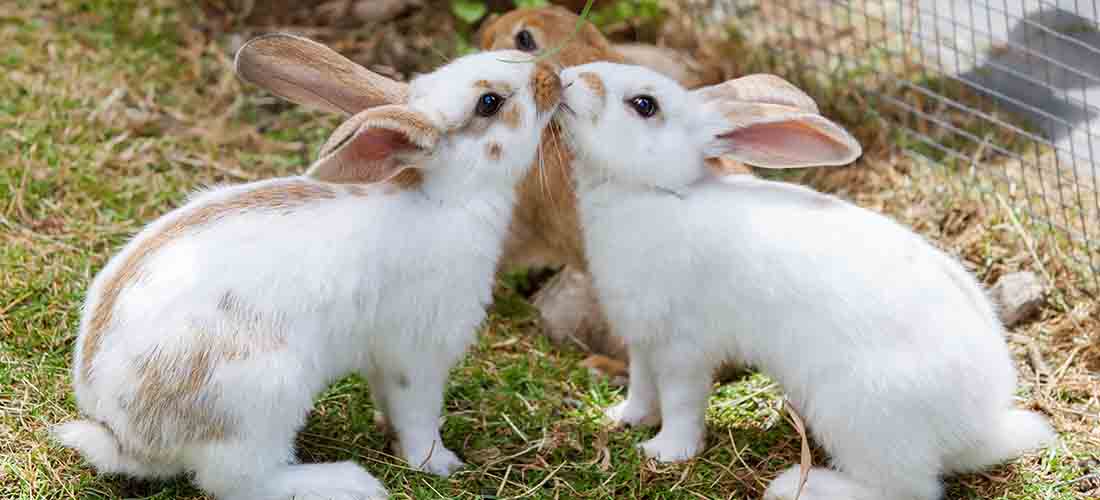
[
  {"x1": 1027, "y1": 340, "x2": 1052, "y2": 385},
  {"x1": 502, "y1": 461, "x2": 566, "y2": 500},
  {"x1": 995, "y1": 193, "x2": 1053, "y2": 288},
  {"x1": 501, "y1": 413, "x2": 529, "y2": 442},
  {"x1": 728, "y1": 428, "x2": 766, "y2": 490}
]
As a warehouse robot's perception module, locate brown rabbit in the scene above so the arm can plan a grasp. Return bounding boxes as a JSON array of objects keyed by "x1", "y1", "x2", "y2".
[
  {"x1": 234, "y1": 6, "x2": 749, "y2": 379},
  {"x1": 479, "y1": 6, "x2": 750, "y2": 377}
]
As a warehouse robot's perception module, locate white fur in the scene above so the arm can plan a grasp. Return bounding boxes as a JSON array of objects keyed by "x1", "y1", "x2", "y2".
[
  {"x1": 557, "y1": 63, "x2": 1055, "y2": 500},
  {"x1": 55, "y1": 50, "x2": 558, "y2": 500}
]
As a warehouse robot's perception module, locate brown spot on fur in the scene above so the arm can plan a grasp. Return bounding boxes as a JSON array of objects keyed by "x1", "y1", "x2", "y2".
[
  {"x1": 486, "y1": 142, "x2": 503, "y2": 161},
  {"x1": 578, "y1": 72, "x2": 604, "y2": 100},
  {"x1": 385, "y1": 168, "x2": 423, "y2": 192},
  {"x1": 128, "y1": 294, "x2": 289, "y2": 447},
  {"x1": 705, "y1": 157, "x2": 754, "y2": 176},
  {"x1": 500, "y1": 103, "x2": 522, "y2": 130},
  {"x1": 532, "y1": 62, "x2": 562, "y2": 114},
  {"x1": 82, "y1": 180, "x2": 333, "y2": 383},
  {"x1": 130, "y1": 342, "x2": 231, "y2": 446},
  {"x1": 474, "y1": 79, "x2": 513, "y2": 95}
]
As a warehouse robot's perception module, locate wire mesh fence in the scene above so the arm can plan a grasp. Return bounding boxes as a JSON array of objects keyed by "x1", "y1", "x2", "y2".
[{"x1": 719, "y1": 0, "x2": 1100, "y2": 293}]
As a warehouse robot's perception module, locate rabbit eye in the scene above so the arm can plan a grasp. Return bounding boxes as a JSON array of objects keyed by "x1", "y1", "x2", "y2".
[
  {"x1": 629, "y1": 95, "x2": 659, "y2": 118},
  {"x1": 476, "y1": 92, "x2": 505, "y2": 117},
  {"x1": 515, "y1": 30, "x2": 537, "y2": 52}
]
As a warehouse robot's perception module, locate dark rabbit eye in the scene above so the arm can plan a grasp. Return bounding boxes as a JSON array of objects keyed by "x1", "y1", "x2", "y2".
[
  {"x1": 629, "y1": 95, "x2": 659, "y2": 118},
  {"x1": 476, "y1": 93, "x2": 505, "y2": 117},
  {"x1": 515, "y1": 29, "x2": 537, "y2": 52}
]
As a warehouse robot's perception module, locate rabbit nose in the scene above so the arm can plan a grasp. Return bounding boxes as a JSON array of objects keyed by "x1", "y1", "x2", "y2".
[{"x1": 532, "y1": 61, "x2": 563, "y2": 113}]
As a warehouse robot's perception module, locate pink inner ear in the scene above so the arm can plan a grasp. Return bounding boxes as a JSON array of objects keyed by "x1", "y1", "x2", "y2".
[
  {"x1": 311, "y1": 128, "x2": 418, "y2": 184},
  {"x1": 720, "y1": 120, "x2": 854, "y2": 167},
  {"x1": 346, "y1": 128, "x2": 412, "y2": 164}
]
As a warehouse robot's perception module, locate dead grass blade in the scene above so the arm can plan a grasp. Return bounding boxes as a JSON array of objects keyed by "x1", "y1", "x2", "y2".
[{"x1": 784, "y1": 399, "x2": 812, "y2": 500}]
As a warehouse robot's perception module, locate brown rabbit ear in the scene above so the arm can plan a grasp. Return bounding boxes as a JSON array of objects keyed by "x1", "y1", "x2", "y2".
[
  {"x1": 474, "y1": 12, "x2": 501, "y2": 46},
  {"x1": 615, "y1": 44, "x2": 697, "y2": 87},
  {"x1": 235, "y1": 33, "x2": 409, "y2": 115},
  {"x1": 306, "y1": 105, "x2": 438, "y2": 185},
  {"x1": 694, "y1": 74, "x2": 819, "y2": 114}
]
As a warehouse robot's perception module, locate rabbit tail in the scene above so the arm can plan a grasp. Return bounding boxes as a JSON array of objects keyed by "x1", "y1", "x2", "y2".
[
  {"x1": 948, "y1": 409, "x2": 1056, "y2": 473},
  {"x1": 51, "y1": 420, "x2": 179, "y2": 479}
]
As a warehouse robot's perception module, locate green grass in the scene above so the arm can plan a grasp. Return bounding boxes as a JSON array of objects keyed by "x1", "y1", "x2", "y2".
[{"x1": 1, "y1": 1, "x2": 1096, "y2": 499}]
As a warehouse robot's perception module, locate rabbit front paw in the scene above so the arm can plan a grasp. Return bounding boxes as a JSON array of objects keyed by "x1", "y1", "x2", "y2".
[
  {"x1": 639, "y1": 434, "x2": 703, "y2": 462},
  {"x1": 604, "y1": 400, "x2": 660, "y2": 429},
  {"x1": 400, "y1": 443, "x2": 465, "y2": 477}
]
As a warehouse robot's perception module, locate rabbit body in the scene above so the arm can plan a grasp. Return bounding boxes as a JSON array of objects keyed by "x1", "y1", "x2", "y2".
[
  {"x1": 558, "y1": 63, "x2": 1053, "y2": 500},
  {"x1": 578, "y1": 175, "x2": 1054, "y2": 500},
  {"x1": 56, "y1": 46, "x2": 562, "y2": 500},
  {"x1": 59, "y1": 174, "x2": 510, "y2": 498}
]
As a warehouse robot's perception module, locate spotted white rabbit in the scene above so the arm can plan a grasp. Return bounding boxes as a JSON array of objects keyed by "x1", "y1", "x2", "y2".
[
  {"x1": 555, "y1": 63, "x2": 1054, "y2": 500},
  {"x1": 53, "y1": 34, "x2": 561, "y2": 500}
]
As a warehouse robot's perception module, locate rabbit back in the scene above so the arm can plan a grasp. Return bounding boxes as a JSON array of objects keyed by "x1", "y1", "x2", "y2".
[
  {"x1": 73, "y1": 176, "x2": 508, "y2": 457},
  {"x1": 581, "y1": 176, "x2": 1016, "y2": 400}
]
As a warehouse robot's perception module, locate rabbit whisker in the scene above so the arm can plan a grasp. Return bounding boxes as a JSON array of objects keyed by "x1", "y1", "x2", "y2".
[{"x1": 537, "y1": 131, "x2": 553, "y2": 207}]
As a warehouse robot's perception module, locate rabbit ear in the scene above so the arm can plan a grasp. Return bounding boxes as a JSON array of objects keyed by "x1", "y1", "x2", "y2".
[
  {"x1": 694, "y1": 74, "x2": 819, "y2": 114},
  {"x1": 306, "y1": 105, "x2": 438, "y2": 185},
  {"x1": 474, "y1": 12, "x2": 501, "y2": 46},
  {"x1": 235, "y1": 33, "x2": 409, "y2": 115},
  {"x1": 694, "y1": 75, "x2": 861, "y2": 169}
]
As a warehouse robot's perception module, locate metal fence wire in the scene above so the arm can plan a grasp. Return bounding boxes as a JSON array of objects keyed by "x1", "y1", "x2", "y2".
[{"x1": 719, "y1": 0, "x2": 1100, "y2": 293}]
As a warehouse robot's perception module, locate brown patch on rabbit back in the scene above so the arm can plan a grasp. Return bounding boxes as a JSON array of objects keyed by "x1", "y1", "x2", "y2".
[
  {"x1": 129, "y1": 296, "x2": 290, "y2": 447},
  {"x1": 486, "y1": 142, "x2": 503, "y2": 161},
  {"x1": 130, "y1": 344, "x2": 231, "y2": 447},
  {"x1": 82, "y1": 180, "x2": 335, "y2": 384}
]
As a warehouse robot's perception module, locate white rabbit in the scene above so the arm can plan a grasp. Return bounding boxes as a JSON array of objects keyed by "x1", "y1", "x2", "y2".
[
  {"x1": 555, "y1": 63, "x2": 1055, "y2": 500},
  {"x1": 52, "y1": 35, "x2": 562, "y2": 500}
]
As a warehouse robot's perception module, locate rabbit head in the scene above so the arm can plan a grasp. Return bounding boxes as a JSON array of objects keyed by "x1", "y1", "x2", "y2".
[
  {"x1": 478, "y1": 6, "x2": 625, "y2": 67},
  {"x1": 479, "y1": 6, "x2": 722, "y2": 89},
  {"x1": 557, "y1": 63, "x2": 862, "y2": 191},
  {"x1": 237, "y1": 34, "x2": 561, "y2": 194}
]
